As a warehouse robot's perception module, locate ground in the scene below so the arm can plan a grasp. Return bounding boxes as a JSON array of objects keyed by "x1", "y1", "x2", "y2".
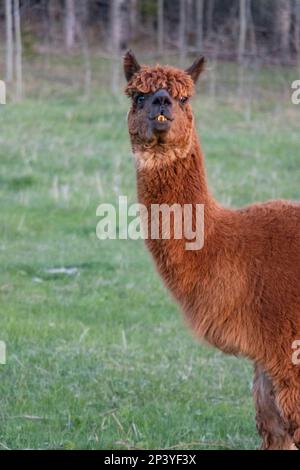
[{"x1": 0, "y1": 53, "x2": 299, "y2": 449}]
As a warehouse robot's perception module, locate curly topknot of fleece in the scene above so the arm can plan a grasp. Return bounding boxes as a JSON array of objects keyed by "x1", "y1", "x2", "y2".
[{"x1": 125, "y1": 65, "x2": 195, "y2": 99}]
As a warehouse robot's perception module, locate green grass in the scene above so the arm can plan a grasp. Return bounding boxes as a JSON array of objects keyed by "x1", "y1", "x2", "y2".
[{"x1": 0, "y1": 54, "x2": 299, "y2": 450}]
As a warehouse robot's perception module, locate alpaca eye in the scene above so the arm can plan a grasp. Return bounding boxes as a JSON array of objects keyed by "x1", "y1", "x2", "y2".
[
  {"x1": 136, "y1": 94, "x2": 145, "y2": 105},
  {"x1": 179, "y1": 96, "x2": 188, "y2": 105}
]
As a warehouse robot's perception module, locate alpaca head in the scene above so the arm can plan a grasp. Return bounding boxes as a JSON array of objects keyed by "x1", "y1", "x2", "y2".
[{"x1": 124, "y1": 51, "x2": 205, "y2": 159}]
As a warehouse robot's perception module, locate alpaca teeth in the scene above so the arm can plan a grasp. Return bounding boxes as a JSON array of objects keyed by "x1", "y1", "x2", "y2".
[{"x1": 157, "y1": 115, "x2": 167, "y2": 122}]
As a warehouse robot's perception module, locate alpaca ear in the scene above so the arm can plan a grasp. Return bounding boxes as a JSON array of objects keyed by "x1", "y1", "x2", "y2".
[
  {"x1": 123, "y1": 50, "x2": 141, "y2": 82},
  {"x1": 185, "y1": 56, "x2": 206, "y2": 83}
]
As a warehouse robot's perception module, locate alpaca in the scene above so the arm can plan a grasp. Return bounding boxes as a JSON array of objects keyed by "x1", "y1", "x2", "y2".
[{"x1": 123, "y1": 50, "x2": 300, "y2": 450}]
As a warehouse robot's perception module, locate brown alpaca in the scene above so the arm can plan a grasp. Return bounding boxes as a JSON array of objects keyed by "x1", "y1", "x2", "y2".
[{"x1": 123, "y1": 51, "x2": 300, "y2": 450}]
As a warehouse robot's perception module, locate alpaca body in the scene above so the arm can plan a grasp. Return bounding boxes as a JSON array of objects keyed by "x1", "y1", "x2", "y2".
[
  {"x1": 124, "y1": 52, "x2": 300, "y2": 449},
  {"x1": 137, "y1": 138, "x2": 300, "y2": 448},
  {"x1": 137, "y1": 135, "x2": 300, "y2": 367}
]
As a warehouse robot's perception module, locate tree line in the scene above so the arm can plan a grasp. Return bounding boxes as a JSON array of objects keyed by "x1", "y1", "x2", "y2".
[{"x1": 1, "y1": 1, "x2": 300, "y2": 98}]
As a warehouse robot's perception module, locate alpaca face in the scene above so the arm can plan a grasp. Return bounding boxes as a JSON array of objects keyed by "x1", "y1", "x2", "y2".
[
  {"x1": 126, "y1": 86, "x2": 193, "y2": 147},
  {"x1": 124, "y1": 51, "x2": 205, "y2": 154}
]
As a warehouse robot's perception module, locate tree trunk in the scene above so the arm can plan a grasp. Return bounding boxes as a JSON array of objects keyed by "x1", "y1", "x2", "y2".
[
  {"x1": 294, "y1": 0, "x2": 300, "y2": 55},
  {"x1": 65, "y1": 0, "x2": 76, "y2": 49},
  {"x1": 14, "y1": 0, "x2": 22, "y2": 101},
  {"x1": 77, "y1": 0, "x2": 91, "y2": 99},
  {"x1": 247, "y1": 0, "x2": 257, "y2": 57},
  {"x1": 157, "y1": 0, "x2": 164, "y2": 55},
  {"x1": 48, "y1": 0, "x2": 61, "y2": 46},
  {"x1": 277, "y1": 0, "x2": 292, "y2": 57},
  {"x1": 111, "y1": 0, "x2": 122, "y2": 94},
  {"x1": 5, "y1": 0, "x2": 14, "y2": 83},
  {"x1": 179, "y1": 0, "x2": 186, "y2": 67},
  {"x1": 186, "y1": 0, "x2": 193, "y2": 43},
  {"x1": 195, "y1": 0, "x2": 204, "y2": 52},
  {"x1": 130, "y1": 0, "x2": 138, "y2": 41},
  {"x1": 238, "y1": 0, "x2": 247, "y2": 63},
  {"x1": 42, "y1": 0, "x2": 50, "y2": 47},
  {"x1": 206, "y1": 0, "x2": 215, "y2": 39}
]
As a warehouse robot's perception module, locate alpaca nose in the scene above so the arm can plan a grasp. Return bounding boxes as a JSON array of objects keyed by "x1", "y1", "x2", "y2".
[
  {"x1": 151, "y1": 89, "x2": 172, "y2": 114},
  {"x1": 149, "y1": 90, "x2": 173, "y2": 128}
]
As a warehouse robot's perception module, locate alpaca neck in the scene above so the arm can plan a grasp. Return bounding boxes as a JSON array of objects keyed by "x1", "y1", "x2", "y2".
[
  {"x1": 134, "y1": 129, "x2": 256, "y2": 359},
  {"x1": 136, "y1": 128, "x2": 217, "y2": 221},
  {"x1": 134, "y1": 127, "x2": 221, "y2": 303}
]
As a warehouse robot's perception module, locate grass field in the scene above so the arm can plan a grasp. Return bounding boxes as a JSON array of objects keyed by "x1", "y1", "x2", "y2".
[{"x1": 0, "y1": 53, "x2": 299, "y2": 450}]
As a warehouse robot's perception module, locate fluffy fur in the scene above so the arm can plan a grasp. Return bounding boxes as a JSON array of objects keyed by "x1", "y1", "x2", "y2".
[
  {"x1": 124, "y1": 51, "x2": 300, "y2": 450},
  {"x1": 125, "y1": 65, "x2": 195, "y2": 99}
]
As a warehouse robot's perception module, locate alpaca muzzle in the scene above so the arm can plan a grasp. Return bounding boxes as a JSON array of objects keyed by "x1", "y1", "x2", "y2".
[
  {"x1": 150, "y1": 114, "x2": 172, "y2": 134},
  {"x1": 149, "y1": 89, "x2": 173, "y2": 133},
  {"x1": 157, "y1": 115, "x2": 168, "y2": 122}
]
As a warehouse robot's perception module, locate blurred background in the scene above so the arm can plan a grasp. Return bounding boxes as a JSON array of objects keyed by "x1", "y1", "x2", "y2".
[
  {"x1": 0, "y1": 0, "x2": 300, "y2": 98},
  {"x1": 0, "y1": 0, "x2": 299, "y2": 451}
]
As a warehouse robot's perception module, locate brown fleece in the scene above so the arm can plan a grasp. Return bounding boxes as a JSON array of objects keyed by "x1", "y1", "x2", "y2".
[
  {"x1": 125, "y1": 65, "x2": 195, "y2": 99},
  {"x1": 124, "y1": 52, "x2": 300, "y2": 450}
]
